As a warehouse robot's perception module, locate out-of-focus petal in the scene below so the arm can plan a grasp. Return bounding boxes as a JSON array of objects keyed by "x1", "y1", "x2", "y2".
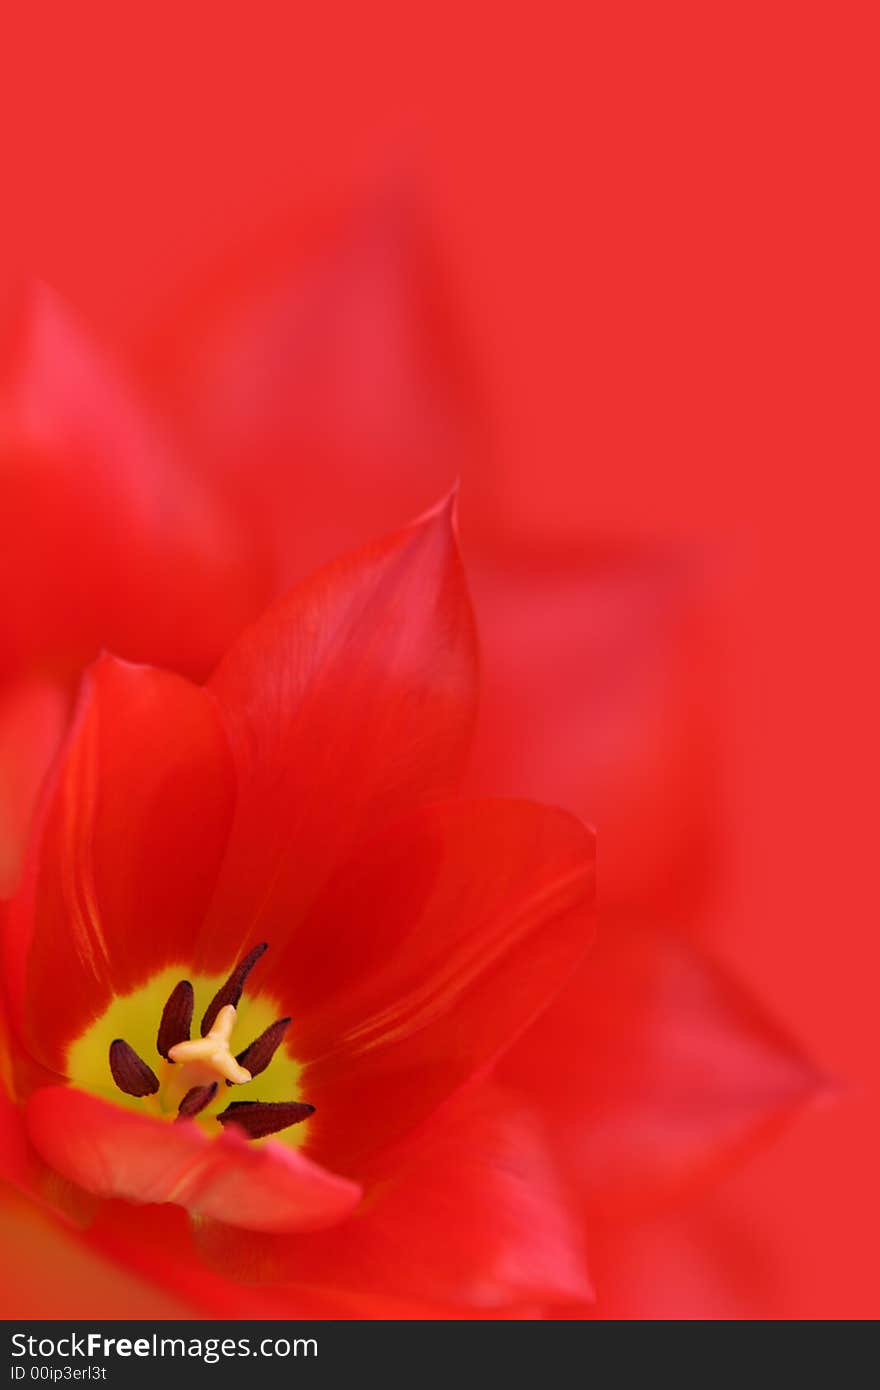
[
  {"x1": 0, "y1": 285, "x2": 265, "y2": 686},
  {"x1": 197, "y1": 1084, "x2": 592, "y2": 1313},
  {"x1": 26, "y1": 1086, "x2": 360, "y2": 1233},
  {"x1": 467, "y1": 547, "x2": 718, "y2": 918},
  {"x1": 145, "y1": 190, "x2": 484, "y2": 588},
  {"x1": 198, "y1": 499, "x2": 477, "y2": 972},
  {"x1": 0, "y1": 676, "x2": 67, "y2": 898},
  {"x1": 83, "y1": 1197, "x2": 533, "y2": 1318},
  {"x1": 0, "y1": 1076, "x2": 30, "y2": 1187},
  {"x1": 0, "y1": 1180, "x2": 196, "y2": 1319},
  {"x1": 5, "y1": 658, "x2": 235, "y2": 1071},
  {"x1": 276, "y1": 798, "x2": 594, "y2": 1172},
  {"x1": 501, "y1": 923, "x2": 820, "y2": 1213},
  {"x1": 579, "y1": 1195, "x2": 774, "y2": 1320}
]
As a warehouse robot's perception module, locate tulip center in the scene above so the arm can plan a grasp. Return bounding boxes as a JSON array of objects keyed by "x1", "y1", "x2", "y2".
[{"x1": 66, "y1": 945, "x2": 314, "y2": 1148}]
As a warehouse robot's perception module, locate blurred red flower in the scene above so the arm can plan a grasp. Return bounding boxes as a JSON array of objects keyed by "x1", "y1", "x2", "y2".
[
  {"x1": 0, "y1": 503, "x2": 814, "y2": 1317},
  {"x1": 4, "y1": 504, "x2": 601, "y2": 1315},
  {"x1": 0, "y1": 205, "x2": 819, "y2": 1316}
]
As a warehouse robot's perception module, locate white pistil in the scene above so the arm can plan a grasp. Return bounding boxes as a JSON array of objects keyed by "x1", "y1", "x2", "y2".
[{"x1": 168, "y1": 1004, "x2": 252, "y2": 1085}]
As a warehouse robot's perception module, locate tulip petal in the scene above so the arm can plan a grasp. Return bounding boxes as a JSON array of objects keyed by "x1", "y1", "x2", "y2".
[
  {"x1": 85, "y1": 1198, "x2": 539, "y2": 1318},
  {"x1": 580, "y1": 1194, "x2": 770, "y2": 1320},
  {"x1": 0, "y1": 284, "x2": 264, "y2": 686},
  {"x1": 26, "y1": 1086, "x2": 361, "y2": 1233},
  {"x1": 467, "y1": 549, "x2": 718, "y2": 920},
  {"x1": 0, "y1": 1082, "x2": 30, "y2": 1189},
  {"x1": 146, "y1": 190, "x2": 480, "y2": 590},
  {"x1": 5, "y1": 657, "x2": 235, "y2": 1071},
  {"x1": 0, "y1": 1180, "x2": 196, "y2": 1319},
  {"x1": 500, "y1": 923, "x2": 821, "y2": 1212},
  {"x1": 0, "y1": 676, "x2": 67, "y2": 898},
  {"x1": 196, "y1": 1084, "x2": 591, "y2": 1312},
  {"x1": 199, "y1": 500, "x2": 478, "y2": 971},
  {"x1": 268, "y1": 798, "x2": 594, "y2": 1172}
]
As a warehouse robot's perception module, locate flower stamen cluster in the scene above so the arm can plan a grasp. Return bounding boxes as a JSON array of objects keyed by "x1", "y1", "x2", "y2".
[{"x1": 108, "y1": 943, "x2": 313, "y2": 1139}]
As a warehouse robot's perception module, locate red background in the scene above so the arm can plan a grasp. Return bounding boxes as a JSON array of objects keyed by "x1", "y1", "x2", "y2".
[{"x1": 1, "y1": 3, "x2": 874, "y2": 1316}]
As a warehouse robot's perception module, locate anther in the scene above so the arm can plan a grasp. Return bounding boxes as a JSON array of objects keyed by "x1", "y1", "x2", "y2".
[
  {"x1": 109, "y1": 1039, "x2": 160, "y2": 1097},
  {"x1": 200, "y1": 943, "x2": 268, "y2": 1036},
  {"x1": 216, "y1": 1100, "x2": 316, "y2": 1140},
  {"x1": 176, "y1": 1081, "x2": 218, "y2": 1120},
  {"x1": 226, "y1": 1017, "x2": 291, "y2": 1086},
  {"x1": 157, "y1": 980, "x2": 194, "y2": 1060}
]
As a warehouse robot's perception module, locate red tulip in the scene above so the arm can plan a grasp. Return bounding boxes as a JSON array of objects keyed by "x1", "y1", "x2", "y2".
[
  {"x1": 1, "y1": 503, "x2": 603, "y2": 1315},
  {"x1": 0, "y1": 499, "x2": 818, "y2": 1317},
  {"x1": 0, "y1": 205, "x2": 822, "y2": 1316},
  {"x1": 0, "y1": 214, "x2": 822, "y2": 1317}
]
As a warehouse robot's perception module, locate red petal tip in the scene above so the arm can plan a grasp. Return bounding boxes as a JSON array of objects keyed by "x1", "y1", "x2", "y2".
[{"x1": 412, "y1": 483, "x2": 461, "y2": 533}]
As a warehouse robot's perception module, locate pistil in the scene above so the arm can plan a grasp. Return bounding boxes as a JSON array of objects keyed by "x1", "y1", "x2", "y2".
[{"x1": 168, "y1": 1003, "x2": 252, "y2": 1084}]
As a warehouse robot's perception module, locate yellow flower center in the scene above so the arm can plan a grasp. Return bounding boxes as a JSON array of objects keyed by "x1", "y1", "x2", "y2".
[{"x1": 66, "y1": 961, "x2": 310, "y2": 1148}]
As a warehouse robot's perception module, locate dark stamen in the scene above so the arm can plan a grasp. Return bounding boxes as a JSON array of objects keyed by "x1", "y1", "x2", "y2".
[
  {"x1": 176, "y1": 1081, "x2": 218, "y2": 1120},
  {"x1": 217, "y1": 1100, "x2": 315, "y2": 1140},
  {"x1": 226, "y1": 1017, "x2": 292, "y2": 1085},
  {"x1": 109, "y1": 1039, "x2": 160, "y2": 1097},
  {"x1": 200, "y1": 943, "x2": 268, "y2": 1037},
  {"x1": 157, "y1": 980, "x2": 194, "y2": 1060}
]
